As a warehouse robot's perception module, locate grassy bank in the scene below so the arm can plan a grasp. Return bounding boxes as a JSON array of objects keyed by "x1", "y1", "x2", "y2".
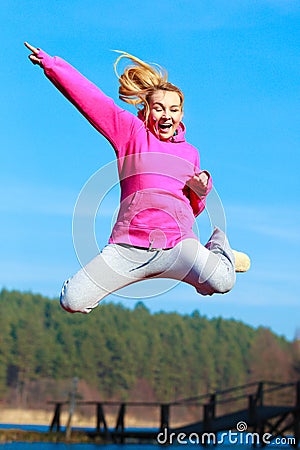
[{"x1": 0, "y1": 428, "x2": 105, "y2": 444}]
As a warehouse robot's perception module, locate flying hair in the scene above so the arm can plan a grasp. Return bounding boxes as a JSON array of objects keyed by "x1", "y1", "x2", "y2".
[{"x1": 113, "y1": 50, "x2": 184, "y2": 122}]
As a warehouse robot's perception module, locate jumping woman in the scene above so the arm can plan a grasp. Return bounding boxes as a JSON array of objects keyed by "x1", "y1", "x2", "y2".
[{"x1": 24, "y1": 42, "x2": 250, "y2": 314}]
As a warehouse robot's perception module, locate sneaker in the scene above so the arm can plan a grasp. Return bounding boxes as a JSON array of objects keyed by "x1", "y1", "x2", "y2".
[{"x1": 232, "y1": 250, "x2": 251, "y2": 273}]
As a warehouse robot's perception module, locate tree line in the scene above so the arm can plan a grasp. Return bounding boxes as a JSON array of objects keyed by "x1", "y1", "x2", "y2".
[{"x1": 0, "y1": 289, "x2": 299, "y2": 408}]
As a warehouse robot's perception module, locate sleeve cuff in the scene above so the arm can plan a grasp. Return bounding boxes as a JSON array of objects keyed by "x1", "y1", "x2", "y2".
[
  {"x1": 199, "y1": 170, "x2": 213, "y2": 195},
  {"x1": 37, "y1": 49, "x2": 54, "y2": 70}
]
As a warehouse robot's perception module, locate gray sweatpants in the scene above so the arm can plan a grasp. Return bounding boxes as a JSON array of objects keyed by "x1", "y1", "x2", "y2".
[{"x1": 60, "y1": 227, "x2": 236, "y2": 313}]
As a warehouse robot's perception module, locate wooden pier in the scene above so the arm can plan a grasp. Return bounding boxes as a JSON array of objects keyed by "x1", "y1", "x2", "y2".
[{"x1": 49, "y1": 380, "x2": 300, "y2": 446}]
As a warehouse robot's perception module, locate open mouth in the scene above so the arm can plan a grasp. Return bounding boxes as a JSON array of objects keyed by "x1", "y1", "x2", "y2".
[{"x1": 158, "y1": 123, "x2": 172, "y2": 131}]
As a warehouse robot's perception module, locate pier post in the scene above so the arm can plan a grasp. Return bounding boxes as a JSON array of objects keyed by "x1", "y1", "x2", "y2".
[
  {"x1": 255, "y1": 382, "x2": 264, "y2": 437},
  {"x1": 209, "y1": 394, "x2": 216, "y2": 418},
  {"x1": 203, "y1": 396, "x2": 216, "y2": 447},
  {"x1": 65, "y1": 377, "x2": 78, "y2": 440},
  {"x1": 115, "y1": 403, "x2": 126, "y2": 444},
  {"x1": 249, "y1": 394, "x2": 256, "y2": 425},
  {"x1": 203, "y1": 394, "x2": 216, "y2": 430},
  {"x1": 160, "y1": 404, "x2": 170, "y2": 432},
  {"x1": 96, "y1": 403, "x2": 108, "y2": 434},
  {"x1": 256, "y1": 382, "x2": 264, "y2": 406},
  {"x1": 50, "y1": 402, "x2": 62, "y2": 432}
]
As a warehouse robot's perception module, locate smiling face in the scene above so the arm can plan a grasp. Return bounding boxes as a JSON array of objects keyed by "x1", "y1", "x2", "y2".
[{"x1": 148, "y1": 90, "x2": 183, "y2": 141}]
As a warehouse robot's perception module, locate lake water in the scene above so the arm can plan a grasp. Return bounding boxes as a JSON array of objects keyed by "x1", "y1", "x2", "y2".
[
  {"x1": 0, "y1": 424, "x2": 297, "y2": 448},
  {"x1": 0, "y1": 443, "x2": 297, "y2": 449},
  {"x1": 1, "y1": 445, "x2": 146, "y2": 449},
  {"x1": 0, "y1": 445, "x2": 152, "y2": 449}
]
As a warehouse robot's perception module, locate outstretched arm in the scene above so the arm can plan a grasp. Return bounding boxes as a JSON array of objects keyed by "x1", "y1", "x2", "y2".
[{"x1": 24, "y1": 42, "x2": 139, "y2": 155}]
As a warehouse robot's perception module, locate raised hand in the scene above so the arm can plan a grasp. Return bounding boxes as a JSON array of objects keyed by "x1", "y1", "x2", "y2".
[
  {"x1": 24, "y1": 42, "x2": 42, "y2": 66},
  {"x1": 188, "y1": 171, "x2": 209, "y2": 197},
  {"x1": 194, "y1": 172, "x2": 209, "y2": 190}
]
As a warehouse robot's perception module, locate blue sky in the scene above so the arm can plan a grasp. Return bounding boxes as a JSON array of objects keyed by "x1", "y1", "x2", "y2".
[{"x1": 1, "y1": 1, "x2": 299, "y2": 340}]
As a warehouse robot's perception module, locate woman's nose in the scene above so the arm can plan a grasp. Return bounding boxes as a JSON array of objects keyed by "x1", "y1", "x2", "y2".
[{"x1": 162, "y1": 110, "x2": 171, "y2": 119}]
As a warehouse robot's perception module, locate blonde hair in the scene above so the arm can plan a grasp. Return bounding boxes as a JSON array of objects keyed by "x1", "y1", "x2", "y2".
[{"x1": 113, "y1": 51, "x2": 184, "y2": 122}]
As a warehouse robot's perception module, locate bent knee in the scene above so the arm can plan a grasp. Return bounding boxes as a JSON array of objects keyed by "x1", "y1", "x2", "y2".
[
  {"x1": 197, "y1": 271, "x2": 236, "y2": 296},
  {"x1": 215, "y1": 280, "x2": 235, "y2": 294},
  {"x1": 60, "y1": 279, "x2": 90, "y2": 314},
  {"x1": 211, "y1": 271, "x2": 236, "y2": 294}
]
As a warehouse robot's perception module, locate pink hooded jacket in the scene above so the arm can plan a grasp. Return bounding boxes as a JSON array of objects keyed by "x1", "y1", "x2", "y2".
[{"x1": 38, "y1": 50, "x2": 212, "y2": 249}]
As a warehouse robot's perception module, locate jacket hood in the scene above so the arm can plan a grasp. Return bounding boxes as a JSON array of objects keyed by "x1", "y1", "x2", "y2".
[{"x1": 137, "y1": 109, "x2": 186, "y2": 143}]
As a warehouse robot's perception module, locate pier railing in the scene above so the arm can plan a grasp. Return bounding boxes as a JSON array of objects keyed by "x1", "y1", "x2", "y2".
[{"x1": 48, "y1": 380, "x2": 300, "y2": 446}]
